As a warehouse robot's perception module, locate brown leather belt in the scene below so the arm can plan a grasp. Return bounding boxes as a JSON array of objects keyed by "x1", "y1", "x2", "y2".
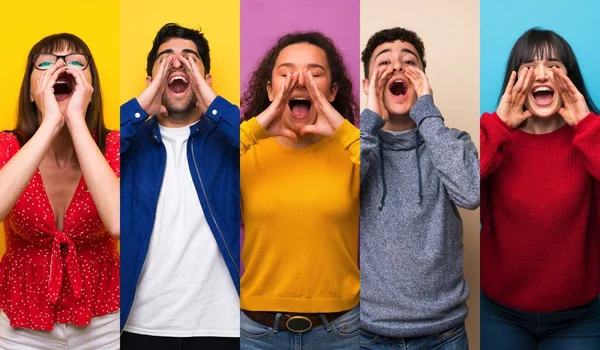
[{"x1": 243, "y1": 310, "x2": 347, "y2": 333}]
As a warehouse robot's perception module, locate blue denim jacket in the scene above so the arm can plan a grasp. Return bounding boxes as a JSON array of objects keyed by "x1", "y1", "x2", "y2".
[{"x1": 119, "y1": 96, "x2": 240, "y2": 331}]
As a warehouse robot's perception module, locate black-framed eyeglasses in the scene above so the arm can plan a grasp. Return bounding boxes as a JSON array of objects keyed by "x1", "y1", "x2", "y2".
[{"x1": 32, "y1": 53, "x2": 91, "y2": 71}]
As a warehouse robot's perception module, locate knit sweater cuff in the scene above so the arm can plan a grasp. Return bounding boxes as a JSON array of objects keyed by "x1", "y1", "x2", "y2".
[
  {"x1": 243, "y1": 118, "x2": 271, "y2": 141},
  {"x1": 482, "y1": 112, "x2": 513, "y2": 143},
  {"x1": 360, "y1": 109, "x2": 386, "y2": 136},
  {"x1": 332, "y1": 119, "x2": 360, "y2": 149},
  {"x1": 573, "y1": 112, "x2": 599, "y2": 133},
  {"x1": 410, "y1": 95, "x2": 444, "y2": 126}
]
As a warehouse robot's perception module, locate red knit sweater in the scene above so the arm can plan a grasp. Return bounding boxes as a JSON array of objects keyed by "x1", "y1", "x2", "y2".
[{"x1": 481, "y1": 112, "x2": 600, "y2": 312}]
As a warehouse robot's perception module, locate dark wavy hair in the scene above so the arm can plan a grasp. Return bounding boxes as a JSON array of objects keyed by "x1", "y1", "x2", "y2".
[
  {"x1": 12, "y1": 33, "x2": 109, "y2": 151},
  {"x1": 361, "y1": 27, "x2": 426, "y2": 78},
  {"x1": 242, "y1": 31, "x2": 357, "y2": 124},
  {"x1": 498, "y1": 28, "x2": 598, "y2": 114},
  {"x1": 146, "y1": 23, "x2": 210, "y2": 76}
]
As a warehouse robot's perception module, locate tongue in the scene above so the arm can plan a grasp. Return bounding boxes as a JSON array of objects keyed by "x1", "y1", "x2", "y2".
[
  {"x1": 291, "y1": 104, "x2": 310, "y2": 118},
  {"x1": 534, "y1": 91, "x2": 553, "y2": 105},
  {"x1": 169, "y1": 80, "x2": 188, "y2": 94}
]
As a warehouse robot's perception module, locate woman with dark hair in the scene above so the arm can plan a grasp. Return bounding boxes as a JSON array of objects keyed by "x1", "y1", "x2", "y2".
[
  {"x1": 239, "y1": 32, "x2": 360, "y2": 349},
  {"x1": 480, "y1": 28, "x2": 600, "y2": 349},
  {"x1": 0, "y1": 33, "x2": 119, "y2": 349}
]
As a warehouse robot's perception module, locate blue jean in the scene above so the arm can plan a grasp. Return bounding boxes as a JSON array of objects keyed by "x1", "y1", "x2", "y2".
[
  {"x1": 359, "y1": 323, "x2": 468, "y2": 350},
  {"x1": 240, "y1": 306, "x2": 359, "y2": 349},
  {"x1": 481, "y1": 292, "x2": 600, "y2": 349}
]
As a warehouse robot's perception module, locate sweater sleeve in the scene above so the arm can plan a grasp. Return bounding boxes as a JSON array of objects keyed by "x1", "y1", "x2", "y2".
[
  {"x1": 331, "y1": 120, "x2": 360, "y2": 165},
  {"x1": 410, "y1": 95, "x2": 480, "y2": 209},
  {"x1": 359, "y1": 108, "x2": 385, "y2": 183},
  {"x1": 573, "y1": 113, "x2": 600, "y2": 180},
  {"x1": 240, "y1": 118, "x2": 270, "y2": 156},
  {"x1": 480, "y1": 112, "x2": 513, "y2": 179}
]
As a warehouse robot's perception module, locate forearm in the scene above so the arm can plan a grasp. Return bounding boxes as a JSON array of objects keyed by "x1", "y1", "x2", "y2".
[
  {"x1": 67, "y1": 120, "x2": 120, "y2": 237},
  {"x1": 480, "y1": 112, "x2": 513, "y2": 179},
  {"x1": 360, "y1": 109, "x2": 385, "y2": 182},
  {"x1": 573, "y1": 113, "x2": 600, "y2": 180},
  {"x1": 240, "y1": 118, "x2": 270, "y2": 156},
  {"x1": 411, "y1": 96, "x2": 480, "y2": 208},
  {"x1": 0, "y1": 122, "x2": 60, "y2": 221},
  {"x1": 205, "y1": 96, "x2": 240, "y2": 148}
]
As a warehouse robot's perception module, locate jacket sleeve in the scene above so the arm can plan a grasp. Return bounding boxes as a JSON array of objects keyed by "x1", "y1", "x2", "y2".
[
  {"x1": 410, "y1": 95, "x2": 480, "y2": 209},
  {"x1": 360, "y1": 108, "x2": 385, "y2": 183},
  {"x1": 120, "y1": 98, "x2": 149, "y2": 154},
  {"x1": 331, "y1": 120, "x2": 360, "y2": 166},
  {"x1": 573, "y1": 113, "x2": 600, "y2": 180},
  {"x1": 240, "y1": 118, "x2": 270, "y2": 156},
  {"x1": 204, "y1": 96, "x2": 240, "y2": 149}
]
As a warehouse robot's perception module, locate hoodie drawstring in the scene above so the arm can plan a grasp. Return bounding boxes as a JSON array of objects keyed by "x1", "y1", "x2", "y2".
[
  {"x1": 378, "y1": 140, "x2": 387, "y2": 210},
  {"x1": 415, "y1": 130, "x2": 423, "y2": 204}
]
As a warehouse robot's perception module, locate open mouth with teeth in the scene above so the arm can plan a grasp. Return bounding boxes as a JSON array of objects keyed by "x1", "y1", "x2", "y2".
[
  {"x1": 288, "y1": 97, "x2": 312, "y2": 119},
  {"x1": 167, "y1": 75, "x2": 189, "y2": 94},
  {"x1": 389, "y1": 80, "x2": 408, "y2": 97},
  {"x1": 532, "y1": 86, "x2": 554, "y2": 106},
  {"x1": 53, "y1": 73, "x2": 76, "y2": 102}
]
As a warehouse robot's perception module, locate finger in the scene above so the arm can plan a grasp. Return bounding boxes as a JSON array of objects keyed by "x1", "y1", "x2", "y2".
[
  {"x1": 40, "y1": 60, "x2": 67, "y2": 93},
  {"x1": 273, "y1": 73, "x2": 291, "y2": 108},
  {"x1": 284, "y1": 71, "x2": 299, "y2": 101},
  {"x1": 46, "y1": 65, "x2": 68, "y2": 93},
  {"x1": 555, "y1": 68, "x2": 580, "y2": 97},
  {"x1": 523, "y1": 109, "x2": 533, "y2": 119},
  {"x1": 300, "y1": 124, "x2": 318, "y2": 136},
  {"x1": 369, "y1": 66, "x2": 383, "y2": 94},
  {"x1": 281, "y1": 128, "x2": 298, "y2": 141},
  {"x1": 377, "y1": 68, "x2": 393, "y2": 95},
  {"x1": 503, "y1": 71, "x2": 517, "y2": 97},
  {"x1": 519, "y1": 67, "x2": 535, "y2": 95},
  {"x1": 512, "y1": 67, "x2": 528, "y2": 94}
]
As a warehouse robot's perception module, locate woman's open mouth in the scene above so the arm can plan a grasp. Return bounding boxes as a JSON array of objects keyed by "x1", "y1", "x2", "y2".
[
  {"x1": 288, "y1": 97, "x2": 312, "y2": 119},
  {"x1": 53, "y1": 73, "x2": 75, "y2": 102},
  {"x1": 531, "y1": 86, "x2": 554, "y2": 106}
]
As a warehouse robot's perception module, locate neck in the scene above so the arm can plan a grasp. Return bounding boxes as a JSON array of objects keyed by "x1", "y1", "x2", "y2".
[
  {"x1": 519, "y1": 114, "x2": 566, "y2": 134},
  {"x1": 158, "y1": 108, "x2": 202, "y2": 128},
  {"x1": 47, "y1": 126, "x2": 77, "y2": 168},
  {"x1": 382, "y1": 113, "x2": 417, "y2": 132}
]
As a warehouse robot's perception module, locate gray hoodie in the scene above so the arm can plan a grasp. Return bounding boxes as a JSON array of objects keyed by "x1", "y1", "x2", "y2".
[{"x1": 360, "y1": 95, "x2": 480, "y2": 337}]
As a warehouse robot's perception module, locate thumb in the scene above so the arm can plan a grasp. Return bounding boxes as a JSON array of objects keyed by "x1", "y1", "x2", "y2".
[
  {"x1": 523, "y1": 109, "x2": 533, "y2": 120},
  {"x1": 300, "y1": 125, "x2": 318, "y2": 136}
]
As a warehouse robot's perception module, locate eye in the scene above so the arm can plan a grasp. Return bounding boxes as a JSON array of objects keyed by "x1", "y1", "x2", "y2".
[
  {"x1": 68, "y1": 61, "x2": 85, "y2": 67},
  {"x1": 548, "y1": 64, "x2": 560, "y2": 69},
  {"x1": 37, "y1": 61, "x2": 53, "y2": 68},
  {"x1": 403, "y1": 60, "x2": 416, "y2": 66},
  {"x1": 378, "y1": 60, "x2": 390, "y2": 66}
]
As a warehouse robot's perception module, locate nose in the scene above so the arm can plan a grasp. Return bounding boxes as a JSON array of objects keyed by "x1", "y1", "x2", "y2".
[
  {"x1": 391, "y1": 62, "x2": 404, "y2": 73},
  {"x1": 534, "y1": 65, "x2": 548, "y2": 81},
  {"x1": 171, "y1": 55, "x2": 183, "y2": 69},
  {"x1": 297, "y1": 70, "x2": 306, "y2": 87}
]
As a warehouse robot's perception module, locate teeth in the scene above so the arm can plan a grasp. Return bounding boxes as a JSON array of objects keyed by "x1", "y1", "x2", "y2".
[
  {"x1": 534, "y1": 86, "x2": 552, "y2": 93},
  {"x1": 55, "y1": 80, "x2": 67, "y2": 84},
  {"x1": 169, "y1": 76, "x2": 188, "y2": 84},
  {"x1": 394, "y1": 80, "x2": 404, "y2": 84},
  {"x1": 292, "y1": 97, "x2": 308, "y2": 101}
]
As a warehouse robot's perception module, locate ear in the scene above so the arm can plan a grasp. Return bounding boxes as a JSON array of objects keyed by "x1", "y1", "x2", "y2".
[
  {"x1": 328, "y1": 82, "x2": 339, "y2": 102},
  {"x1": 362, "y1": 78, "x2": 370, "y2": 96},
  {"x1": 145, "y1": 76, "x2": 152, "y2": 87},
  {"x1": 266, "y1": 81, "x2": 274, "y2": 102},
  {"x1": 204, "y1": 74, "x2": 213, "y2": 87}
]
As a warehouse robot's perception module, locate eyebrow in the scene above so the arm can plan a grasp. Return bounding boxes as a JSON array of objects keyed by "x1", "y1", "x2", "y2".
[
  {"x1": 276, "y1": 62, "x2": 326, "y2": 70},
  {"x1": 156, "y1": 48, "x2": 200, "y2": 59},
  {"x1": 522, "y1": 57, "x2": 561, "y2": 64},
  {"x1": 374, "y1": 48, "x2": 419, "y2": 60}
]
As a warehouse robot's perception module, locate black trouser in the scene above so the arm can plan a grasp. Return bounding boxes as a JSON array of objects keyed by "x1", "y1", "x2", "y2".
[{"x1": 121, "y1": 331, "x2": 240, "y2": 350}]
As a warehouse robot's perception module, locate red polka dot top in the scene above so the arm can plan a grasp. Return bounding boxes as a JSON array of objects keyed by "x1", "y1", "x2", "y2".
[{"x1": 0, "y1": 131, "x2": 120, "y2": 331}]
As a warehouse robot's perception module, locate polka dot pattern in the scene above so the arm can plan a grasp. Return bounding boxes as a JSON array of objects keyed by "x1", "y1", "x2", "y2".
[{"x1": 0, "y1": 131, "x2": 120, "y2": 331}]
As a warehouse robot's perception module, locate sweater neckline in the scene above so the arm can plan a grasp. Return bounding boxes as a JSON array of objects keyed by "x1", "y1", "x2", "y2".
[{"x1": 512, "y1": 123, "x2": 572, "y2": 146}]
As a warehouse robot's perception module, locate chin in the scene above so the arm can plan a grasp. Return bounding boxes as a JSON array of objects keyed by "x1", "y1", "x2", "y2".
[
  {"x1": 525, "y1": 102, "x2": 561, "y2": 118},
  {"x1": 283, "y1": 113, "x2": 316, "y2": 134}
]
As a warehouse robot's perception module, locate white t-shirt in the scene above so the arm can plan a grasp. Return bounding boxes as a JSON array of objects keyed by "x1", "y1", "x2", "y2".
[{"x1": 124, "y1": 122, "x2": 239, "y2": 337}]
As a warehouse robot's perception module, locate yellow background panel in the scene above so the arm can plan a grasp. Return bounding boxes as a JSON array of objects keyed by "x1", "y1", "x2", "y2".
[
  {"x1": 0, "y1": 2, "x2": 120, "y2": 256},
  {"x1": 120, "y1": 0, "x2": 240, "y2": 105}
]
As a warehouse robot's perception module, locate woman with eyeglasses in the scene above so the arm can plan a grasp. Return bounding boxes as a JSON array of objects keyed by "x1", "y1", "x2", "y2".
[{"x1": 0, "y1": 33, "x2": 120, "y2": 349}]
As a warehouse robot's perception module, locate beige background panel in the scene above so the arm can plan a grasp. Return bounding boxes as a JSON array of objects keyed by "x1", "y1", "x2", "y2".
[{"x1": 360, "y1": 0, "x2": 480, "y2": 348}]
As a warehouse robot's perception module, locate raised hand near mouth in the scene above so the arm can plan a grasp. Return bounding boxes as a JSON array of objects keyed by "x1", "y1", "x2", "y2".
[
  {"x1": 64, "y1": 67, "x2": 94, "y2": 124},
  {"x1": 366, "y1": 65, "x2": 392, "y2": 121},
  {"x1": 138, "y1": 54, "x2": 173, "y2": 116},
  {"x1": 552, "y1": 67, "x2": 590, "y2": 126},
  {"x1": 404, "y1": 65, "x2": 433, "y2": 98},
  {"x1": 256, "y1": 72, "x2": 299, "y2": 141},
  {"x1": 300, "y1": 68, "x2": 345, "y2": 137},
  {"x1": 34, "y1": 60, "x2": 67, "y2": 127},
  {"x1": 497, "y1": 67, "x2": 535, "y2": 128},
  {"x1": 177, "y1": 55, "x2": 217, "y2": 114}
]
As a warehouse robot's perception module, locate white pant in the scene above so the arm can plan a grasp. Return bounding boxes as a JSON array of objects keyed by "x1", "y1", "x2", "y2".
[{"x1": 0, "y1": 310, "x2": 119, "y2": 350}]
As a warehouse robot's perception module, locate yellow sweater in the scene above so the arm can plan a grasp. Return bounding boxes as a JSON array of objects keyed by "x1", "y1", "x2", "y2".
[{"x1": 240, "y1": 117, "x2": 360, "y2": 312}]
